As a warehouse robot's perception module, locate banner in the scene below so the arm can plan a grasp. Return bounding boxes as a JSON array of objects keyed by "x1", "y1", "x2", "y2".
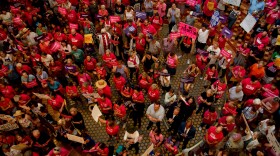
[
  {"x1": 240, "y1": 13, "x2": 257, "y2": 33},
  {"x1": 224, "y1": 0, "x2": 241, "y2": 6},
  {"x1": 84, "y1": 34, "x2": 93, "y2": 44},
  {"x1": 178, "y1": 22, "x2": 198, "y2": 39},
  {"x1": 267, "y1": 131, "x2": 280, "y2": 154},
  {"x1": 210, "y1": 11, "x2": 220, "y2": 27},
  {"x1": 170, "y1": 32, "x2": 181, "y2": 40},
  {"x1": 221, "y1": 27, "x2": 232, "y2": 38},
  {"x1": 33, "y1": 93, "x2": 51, "y2": 99},
  {"x1": 186, "y1": 0, "x2": 196, "y2": 7},
  {"x1": 220, "y1": 49, "x2": 232, "y2": 60},
  {"x1": 109, "y1": 16, "x2": 121, "y2": 23},
  {"x1": 69, "y1": 23, "x2": 78, "y2": 30},
  {"x1": 136, "y1": 12, "x2": 147, "y2": 20}
]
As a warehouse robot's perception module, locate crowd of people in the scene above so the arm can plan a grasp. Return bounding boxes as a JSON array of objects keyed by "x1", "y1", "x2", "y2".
[{"x1": 0, "y1": 0, "x2": 279, "y2": 155}]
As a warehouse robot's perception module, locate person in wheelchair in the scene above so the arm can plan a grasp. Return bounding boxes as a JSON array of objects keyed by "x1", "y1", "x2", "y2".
[{"x1": 180, "y1": 64, "x2": 200, "y2": 95}]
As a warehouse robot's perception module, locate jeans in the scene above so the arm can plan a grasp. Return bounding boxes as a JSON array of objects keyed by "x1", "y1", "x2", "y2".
[{"x1": 128, "y1": 142, "x2": 140, "y2": 154}]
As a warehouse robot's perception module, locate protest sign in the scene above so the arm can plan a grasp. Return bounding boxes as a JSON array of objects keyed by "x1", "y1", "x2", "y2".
[
  {"x1": 84, "y1": 34, "x2": 93, "y2": 44},
  {"x1": 69, "y1": 23, "x2": 78, "y2": 30},
  {"x1": 210, "y1": 11, "x2": 220, "y2": 27},
  {"x1": 267, "y1": 131, "x2": 280, "y2": 154},
  {"x1": 221, "y1": 27, "x2": 232, "y2": 38},
  {"x1": 219, "y1": 15, "x2": 227, "y2": 23},
  {"x1": 58, "y1": 7, "x2": 67, "y2": 16},
  {"x1": 49, "y1": 41, "x2": 61, "y2": 53},
  {"x1": 91, "y1": 105, "x2": 102, "y2": 122},
  {"x1": 170, "y1": 32, "x2": 181, "y2": 40},
  {"x1": 178, "y1": 22, "x2": 198, "y2": 39},
  {"x1": 220, "y1": 49, "x2": 232, "y2": 60},
  {"x1": 197, "y1": 48, "x2": 209, "y2": 56},
  {"x1": 240, "y1": 13, "x2": 257, "y2": 33},
  {"x1": 33, "y1": 93, "x2": 51, "y2": 100},
  {"x1": 224, "y1": 0, "x2": 241, "y2": 6},
  {"x1": 276, "y1": 35, "x2": 280, "y2": 45},
  {"x1": 136, "y1": 12, "x2": 147, "y2": 20},
  {"x1": 66, "y1": 134, "x2": 85, "y2": 144},
  {"x1": 109, "y1": 16, "x2": 121, "y2": 23},
  {"x1": 142, "y1": 144, "x2": 154, "y2": 156}
]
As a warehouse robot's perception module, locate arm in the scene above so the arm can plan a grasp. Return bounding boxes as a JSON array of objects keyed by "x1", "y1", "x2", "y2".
[{"x1": 98, "y1": 117, "x2": 107, "y2": 124}]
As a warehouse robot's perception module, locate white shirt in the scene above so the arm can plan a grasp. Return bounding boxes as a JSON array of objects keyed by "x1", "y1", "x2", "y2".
[
  {"x1": 159, "y1": 75, "x2": 170, "y2": 87},
  {"x1": 197, "y1": 29, "x2": 209, "y2": 43},
  {"x1": 229, "y1": 86, "x2": 244, "y2": 101},
  {"x1": 164, "y1": 92, "x2": 177, "y2": 104},
  {"x1": 146, "y1": 104, "x2": 165, "y2": 122},
  {"x1": 41, "y1": 54, "x2": 54, "y2": 67},
  {"x1": 127, "y1": 55, "x2": 140, "y2": 68},
  {"x1": 207, "y1": 46, "x2": 221, "y2": 59},
  {"x1": 26, "y1": 32, "x2": 38, "y2": 46},
  {"x1": 0, "y1": 12, "x2": 12, "y2": 22},
  {"x1": 124, "y1": 131, "x2": 140, "y2": 143}
]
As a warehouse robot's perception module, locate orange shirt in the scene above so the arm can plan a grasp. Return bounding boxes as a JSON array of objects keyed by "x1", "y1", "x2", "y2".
[{"x1": 249, "y1": 64, "x2": 265, "y2": 79}]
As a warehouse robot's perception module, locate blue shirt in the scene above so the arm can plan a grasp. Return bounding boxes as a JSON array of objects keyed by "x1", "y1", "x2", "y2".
[
  {"x1": 48, "y1": 81, "x2": 61, "y2": 91},
  {"x1": 249, "y1": 0, "x2": 265, "y2": 14},
  {"x1": 171, "y1": 10, "x2": 176, "y2": 22}
]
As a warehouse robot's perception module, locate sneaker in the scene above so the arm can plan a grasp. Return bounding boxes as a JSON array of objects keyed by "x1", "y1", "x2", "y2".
[{"x1": 199, "y1": 127, "x2": 202, "y2": 131}]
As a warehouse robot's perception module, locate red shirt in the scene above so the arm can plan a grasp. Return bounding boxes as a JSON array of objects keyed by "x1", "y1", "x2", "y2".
[
  {"x1": 0, "y1": 98, "x2": 12, "y2": 110},
  {"x1": 68, "y1": 33, "x2": 84, "y2": 48},
  {"x1": 241, "y1": 78, "x2": 261, "y2": 96},
  {"x1": 0, "y1": 86, "x2": 15, "y2": 99},
  {"x1": 0, "y1": 65, "x2": 8, "y2": 77},
  {"x1": 84, "y1": 58, "x2": 97, "y2": 71},
  {"x1": 205, "y1": 68, "x2": 218, "y2": 81},
  {"x1": 18, "y1": 94, "x2": 31, "y2": 106},
  {"x1": 218, "y1": 116, "x2": 235, "y2": 132},
  {"x1": 30, "y1": 54, "x2": 41, "y2": 67},
  {"x1": 138, "y1": 76, "x2": 153, "y2": 90},
  {"x1": 16, "y1": 65, "x2": 32, "y2": 75},
  {"x1": 151, "y1": 16, "x2": 163, "y2": 30},
  {"x1": 148, "y1": 87, "x2": 160, "y2": 102},
  {"x1": 106, "y1": 121, "x2": 119, "y2": 136},
  {"x1": 254, "y1": 33, "x2": 270, "y2": 47},
  {"x1": 211, "y1": 80, "x2": 226, "y2": 99},
  {"x1": 132, "y1": 91, "x2": 145, "y2": 103},
  {"x1": 113, "y1": 76, "x2": 126, "y2": 91},
  {"x1": 0, "y1": 28, "x2": 8, "y2": 40},
  {"x1": 238, "y1": 45, "x2": 250, "y2": 56},
  {"x1": 77, "y1": 73, "x2": 91, "y2": 86},
  {"x1": 261, "y1": 84, "x2": 279, "y2": 98},
  {"x1": 203, "y1": 110, "x2": 217, "y2": 125},
  {"x1": 81, "y1": 86, "x2": 94, "y2": 94},
  {"x1": 135, "y1": 37, "x2": 146, "y2": 52},
  {"x1": 222, "y1": 103, "x2": 237, "y2": 116},
  {"x1": 102, "y1": 53, "x2": 117, "y2": 69},
  {"x1": 203, "y1": 0, "x2": 217, "y2": 17},
  {"x1": 218, "y1": 35, "x2": 226, "y2": 49},
  {"x1": 66, "y1": 86, "x2": 78, "y2": 97},
  {"x1": 67, "y1": 10, "x2": 78, "y2": 23},
  {"x1": 48, "y1": 95, "x2": 64, "y2": 110},
  {"x1": 98, "y1": 85, "x2": 112, "y2": 99},
  {"x1": 140, "y1": 24, "x2": 157, "y2": 36},
  {"x1": 266, "y1": 10, "x2": 279, "y2": 24},
  {"x1": 97, "y1": 98, "x2": 112, "y2": 114},
  {"x1": 206, "y1": 126, "x2": 224, "y2": 145},
  {"x1": 231, "y1": 66, "x2": 246, "y2": 80},
  {"x1": 121, "y1": 86, "x2": 133, "y2": 98},
  {"x1": 114, "y1": 104, "x2": 126, "y2": 118},
  {"x1": 95, "y1": 67, "x2": 107, "y2": 79},
  {"x1": 53, "y1": 32, "x2": 67, "y2": 42}
]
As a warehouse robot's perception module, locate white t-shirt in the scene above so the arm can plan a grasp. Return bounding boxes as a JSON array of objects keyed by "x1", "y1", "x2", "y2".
[
  {"x1": 229, "y1": 86, "x2": 244, "y2": 101},
  {"x1": 197, "y1": 29, "x2": 209, "y2": 43},
  {"x1": 41, "y1": 54, "x2": 54, "y2": 67}
]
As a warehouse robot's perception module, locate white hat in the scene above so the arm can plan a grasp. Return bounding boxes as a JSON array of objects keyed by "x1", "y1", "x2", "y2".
[{"x1": 253, "y1": 98, "x2": 261, "y2": 105}]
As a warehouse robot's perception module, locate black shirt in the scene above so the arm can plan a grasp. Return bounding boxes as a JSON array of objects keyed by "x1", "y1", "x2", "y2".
[{"x1": 115, "y1": 4, "x2": 125, "y2": 14}]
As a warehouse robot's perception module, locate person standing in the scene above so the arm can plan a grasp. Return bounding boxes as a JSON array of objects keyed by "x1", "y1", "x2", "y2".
[
  {"x1": 123, "y1": 125, "x2": 140, "y2": 154},
  {"x1": 197, "y1": 24, "x2": 209, "y2": 50},
  {"x1": 144, "y1": 0, "x2": 154, "y2": 17},
  {"x1": 146, "y1": 102, "x2": 165, "y2": 130},
  {"x1": 178, "y1": 120, "x2": 196, "y2": 149},
  {"x1": 167, "y1": 3, "x2": 180, "y2": 33}
]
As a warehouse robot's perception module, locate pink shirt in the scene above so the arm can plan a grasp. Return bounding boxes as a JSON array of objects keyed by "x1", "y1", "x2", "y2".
[
  {"x1": 157, "y1": 3, "x2": 166, "y2": 17},
  {"x1": 149, "y1": 131, "x2": 164, "y2": 145}
]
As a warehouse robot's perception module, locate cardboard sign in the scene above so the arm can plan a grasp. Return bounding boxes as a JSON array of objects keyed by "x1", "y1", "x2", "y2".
[
  {"x1": 69, "y1": 23, "x2": 78, "y2": 30},
  {"x1": 186, "y1": 0, "x2": 197, "y2": 7},
  {"x1": 58, "y1": 7, "x2": 67, "y2": 15},
  {"x1": 91, "y1": 105, "x2": 102, "y2": 122},
  {"x1": 170, "y1": 32, "x2": 181, "y2": 40},
  {"x1": 136, "y1": 12, "x2": 147, "y2": 20},
  {"x1": 240, "y1": 13, "x2": 257, "y2": 33},
  {"x1": 210, "y1": 11, "x2": 220, "y2": 27},
  {"x1": 267, "y1": 131, "x2": 280, "y2": 154},
  {"x1": 276, "y1": 35, "x2": 280, "y2": 45},
  {"x1": 33, "y1": 93, "x2": 51, "y2": 100},
  {"x1": 178, "y1": 22, "x2": 198, "y2": 39},
  {"x1": 219, "y1": 15, "x2": 227, "y2": 23},
  {"x1": 224, "y1": 0, "x2": 241, "y2": 6},
  {"x1": 49, "y1": 41, "x2": 61, "y2": 52},
  {"x1": 109, "y1": 16, "x2": 121, "y2": 23},
  {"x1": 221, "y1": 27, "x2": 232, "y2": 38},
  {"x1": 84, "y1": 34, "x2": 93, "y2": 43},
  {"x1": 66, "y1": 134, "x2": 85, "y2": 144},
  {"x1": 220, "y1": 49, "x2": 232, "y2": 60}
]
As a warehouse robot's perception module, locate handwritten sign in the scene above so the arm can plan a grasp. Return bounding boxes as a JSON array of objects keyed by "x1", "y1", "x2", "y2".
[
  {"x1": 224, "y1": 0, "x2": 241, "y2": 6},
  {"x1": 91, "y1": 105, "x2": 102, "y2": 122},
  {"x1": 240, "y1": 13, "x2": 257, "y2": 33},
  {"x1": 109, "y1": 16, "x2": 121, "y2": 23},
  {"x1": 210, "y1": 11, "x2": 220, "y2": 27},
  {"x1": 84, "y1": 34, "x2": 93, "y2": 44},
  {"x1": 170, "y1": 32, "x2": 181, "y2": 40},
  {"x1": 178, "y1": 22, "x2": 198, "y2": 39},
  {"x1": 267, "y1": 131, "x2": 280, "y2": 154},
  {"x1": 69, "y1": 23, "x2": 78, "y2": 30},
  {"x1": 220, "y1": 49, "x2": 232, "y2": 60},
  {"x1": 136, "y1": 12, "x2": 147, "y2": 20},
  {"x1": 66, "y1": 134, "x2": 85, "y2": 144},
  {"x1": 221, "y1": 27, "x2": 232, "y2": 38}
]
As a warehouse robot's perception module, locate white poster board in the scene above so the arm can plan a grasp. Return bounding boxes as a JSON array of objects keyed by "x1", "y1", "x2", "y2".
[
  {"x1": 66, "y1": 134, "x2": 85, "y2": 144},
  {"x1": 91, "y1": 105, "x2": 102, "y2": 122},
  {"x1": 240, "y1": 13, "x2": 257, "y2": 33},
  {"x1": 267, "y1": 131, "x2": 280, "y2": 154},
  {"x1": 33, "y1": 93, "x2": 51, "y2": 100},
  {"x1": 142, "y1": 144, "x2": 154, "y2": 156},
  {"x1": 223, "y1": 0, "x2": 241, "y2": 6}
]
